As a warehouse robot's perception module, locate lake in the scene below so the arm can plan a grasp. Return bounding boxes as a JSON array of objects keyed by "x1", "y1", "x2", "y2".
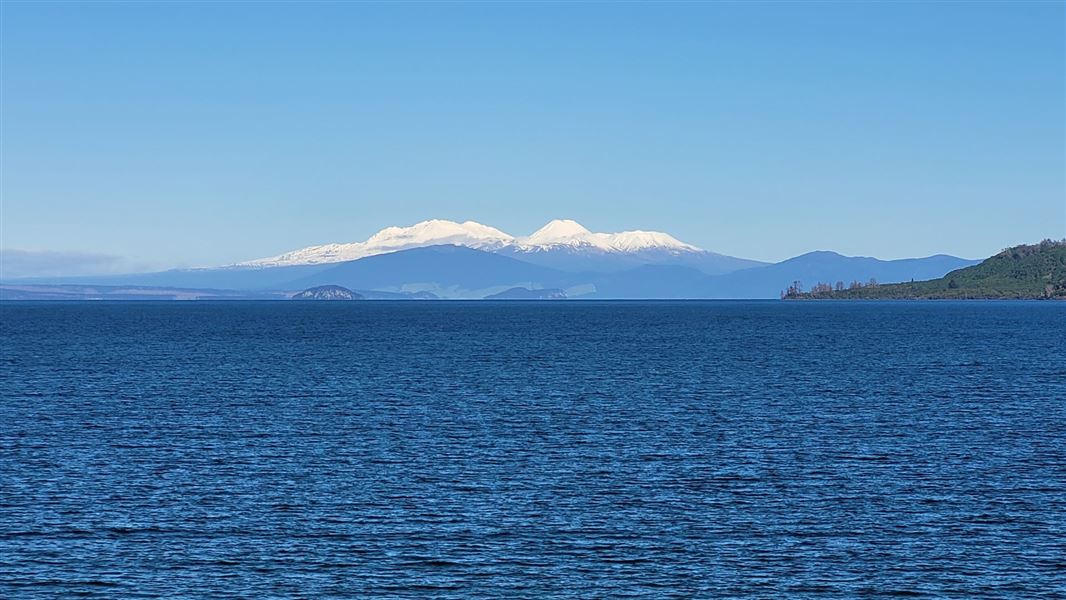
[{"x1": 2, "y1": 301, "x2": 1064, "y2": 597}]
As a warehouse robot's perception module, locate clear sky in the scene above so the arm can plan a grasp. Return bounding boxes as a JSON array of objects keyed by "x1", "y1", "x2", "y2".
[{"x1": 2, "y1": 1, "x2": 1064, "y2": 273}]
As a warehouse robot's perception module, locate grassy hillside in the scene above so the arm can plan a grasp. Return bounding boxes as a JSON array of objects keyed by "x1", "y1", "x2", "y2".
[{"x1": 784, "y1": 240, "x2": 1066, "y2": 300}]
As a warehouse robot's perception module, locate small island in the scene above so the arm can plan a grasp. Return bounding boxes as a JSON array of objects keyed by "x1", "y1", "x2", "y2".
[
  {"x1": 783, "y1": 240, "x2": 1066, "y2": 300},
  {"x1": 291, "y1": 285, "x2": 364, "y2": 301}
]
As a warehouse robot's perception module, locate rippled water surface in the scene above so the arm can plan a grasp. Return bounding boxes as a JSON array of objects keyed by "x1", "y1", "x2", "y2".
[{"x1": 2, "y1": 301, "x2": 1065, "y2": 598}]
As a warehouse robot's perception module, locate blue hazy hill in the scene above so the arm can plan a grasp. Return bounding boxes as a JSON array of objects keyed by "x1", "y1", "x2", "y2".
[
  {"x1": 578, "y1": 253, "x2": 978, "y2": 298},
  {"x1": 699, "y1": 251, "x2": 980, "y2": 299},
  {"x1": 284, "y1": 245, "x2": 572, "y2": 295}
]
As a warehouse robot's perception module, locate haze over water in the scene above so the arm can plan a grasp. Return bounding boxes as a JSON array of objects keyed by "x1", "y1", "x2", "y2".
[{"x1": 2, "y1": 301, "x2": 1064, "y2": 597}]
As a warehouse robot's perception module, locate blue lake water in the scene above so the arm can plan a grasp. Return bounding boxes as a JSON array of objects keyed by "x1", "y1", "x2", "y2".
[{"x1": 1, "y1": 301, "x2": 1064, "y2": 598}]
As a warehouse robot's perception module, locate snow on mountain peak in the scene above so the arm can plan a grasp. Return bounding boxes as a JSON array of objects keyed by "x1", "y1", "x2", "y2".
[
  {"x1": 365, "y1": 219, "x2": 514, "y2": 247},
  {"x1": 517, "y1": 220, "x2": 697, "y2": 253},
  {"x1": 239, "y1": 218, "x2": 704, "y2": 267},
  {"x1": 242, "y1": 219, "x2": 514, "y2": 267},
  {"x1": 526, "y1": 219, "x2": 592, "y2": 243},
  {"x1": 607, "y1": 230, "x2": 699, "y2": 252}
]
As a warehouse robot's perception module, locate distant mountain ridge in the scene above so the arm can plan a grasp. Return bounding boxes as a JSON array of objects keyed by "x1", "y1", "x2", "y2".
[
  {"x1": 700, "y1": 251, "x2": 980, "y2": 299},
  {"x1": 571, "y1": 252, "x2": 979, "y2": 299},
  {"x1": 240, "y1": 218, "x2": 765, "y2": 275}
]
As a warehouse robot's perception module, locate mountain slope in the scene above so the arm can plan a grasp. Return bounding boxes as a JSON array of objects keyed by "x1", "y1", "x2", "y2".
[
  {"x1": 284, "y1": 245, "x2": 575, "y2": 298},
  {"x1": 787, "y1": 240, "x2": 1066, "y2": 299},
  {"x1": 582, "y1": 265, "x2": 708, "y2": 298},
  {"x1": 495, "y1": 243, "x2": 765, "y2": 275}
]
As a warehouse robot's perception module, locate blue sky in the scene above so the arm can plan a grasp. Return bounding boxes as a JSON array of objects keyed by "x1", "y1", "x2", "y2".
[{"x1": 2, "y1": 1, "x2": 1063, "y2": 272}]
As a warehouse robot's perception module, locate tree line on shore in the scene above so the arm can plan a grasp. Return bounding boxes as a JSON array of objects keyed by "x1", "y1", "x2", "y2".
[
  {"x1": 782, "y1": 278, "x2": 878, "y2": 299},
  {"x1": 781, "y1": 240, "x2": 1066, "y2": 300}
]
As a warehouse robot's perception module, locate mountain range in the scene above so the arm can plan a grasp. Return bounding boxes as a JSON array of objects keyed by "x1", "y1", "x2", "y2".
[
  {"x1": 1, "y1": 219, "x2": 980, "y2": 299},
  {"x1": 241, "y1": 219, "x2": 766, "y2": 275}
]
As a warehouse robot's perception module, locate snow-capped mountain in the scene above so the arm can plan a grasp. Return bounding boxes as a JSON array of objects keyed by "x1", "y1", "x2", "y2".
[
  {"x1": 242, "y1": 219, "x2": 515, "y2": 267},
  {"x1": 240, "y1": 219, "x2": 763, "y2": 274},
  {"x1": 513, "y1": 219, "x2": 700, "y2": 253}
]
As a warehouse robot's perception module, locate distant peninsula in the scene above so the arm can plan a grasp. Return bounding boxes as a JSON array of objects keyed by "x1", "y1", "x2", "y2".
[
  {"x1": 783, "y1": 240, "x2": 1066, "y2": 300},
  {"x1": 291, "y1": 285, "x2": 364, "y2": 300},
  {"x1": 484, "y1": 287, "x2": 567, "y2": 300}
]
